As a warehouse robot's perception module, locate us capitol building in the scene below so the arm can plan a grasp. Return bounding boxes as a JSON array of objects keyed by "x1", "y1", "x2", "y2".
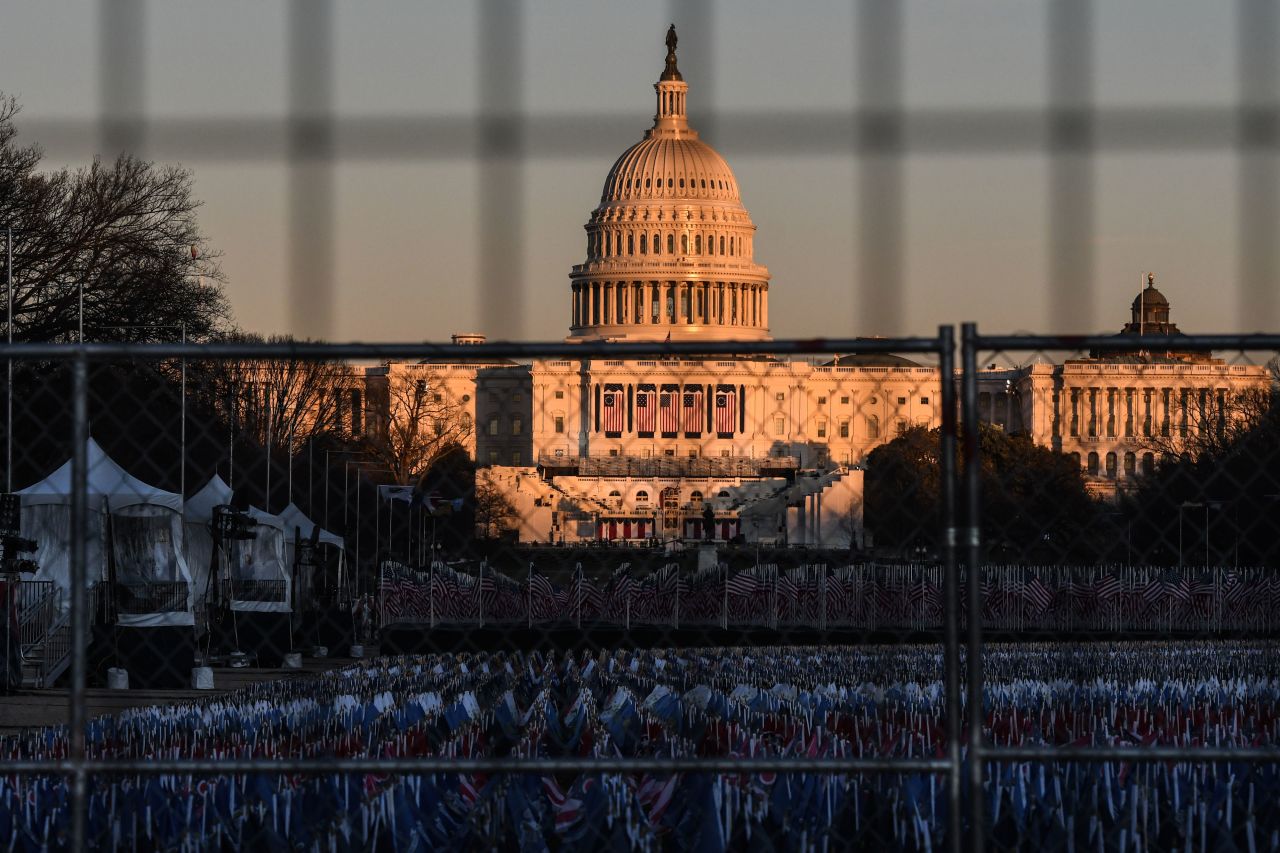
[{"x1": 357, "y1": 29, "x2": 1270, "y2": 548}]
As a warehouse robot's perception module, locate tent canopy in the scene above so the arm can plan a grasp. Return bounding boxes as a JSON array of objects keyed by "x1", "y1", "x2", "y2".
[
  {"x1": 247, "y1": 505, "x2": 286, "y2": 533},
  {"x1": 277, "y1": 502, "x2": 343, "y2": 548},
  {"x1": 18, "y1": 439, "x2": 182, "y2": 512},
  {"x1": 184, "y1": 473, "x2": 233, "y2": 523}
]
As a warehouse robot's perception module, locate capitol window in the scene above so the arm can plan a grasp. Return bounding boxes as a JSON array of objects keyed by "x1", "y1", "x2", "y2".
[
  {"x1": 635, "y1": 490, "x2": 649, "y2": 504},
  {"x1": 839, "y1": 420, "x2": 850, "y2": 438},
  {"x1": 681, "y1": 233, "x2": 688, "y2": 254},
  {"x1": 775, "y1": 392, "x2": 785, "y2": 402},
  {"x1": 512, "y1": 417, "x2": 523, "y2": 436},
  {"x1": 774, "y1": 416, "x2": 785, "y2": 435},
  {"x1": 866, "y1": 415, "x2": 880, "y2": 439},
  {"x1": 652, "y1": 233, "x2": 660, "y2": 255},
  {"x1": 667, "y1": 234, "x2": 675, "y2": 254},
  {"x1": 679, "y1": 178, "x2": 685, "y2": 188},
  {"x1": 640, "y1": 234, "x2": 647, "y2": 254},
  {"x1": 488, "y1": 417, "x2": 499, "y2": 436},
  {"x1": 817, "y1": 421, "x2": 827, "y2": 438},
  {"x1": 818, "y1": 396, "x2": 827, "y2": 405},
  {"x1": 554, "y1": 390, "x2": 564, "y2": 399},
  {"x1": 841, "y1": 396, "x2": 849, "y2": 404},
  {"x1": 719, "y1": 235, "x2": 725, "y2": 254},
  {"x1": 554, "y1": 415, "x2": 565, "y2": 433}
]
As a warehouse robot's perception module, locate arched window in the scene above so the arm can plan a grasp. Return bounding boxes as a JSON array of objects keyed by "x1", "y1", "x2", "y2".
[
  {"x1": 635, "y1": 490, "x2": 649, "y2": 504},
  {"x1": 679, "y1": 177, "x2": 685, "y2": 188},
  {"x1": 690, "y1": 490, "x2": 704, "y2": 507},
  {"x1": 700, "y1": 179, "x2": 706, "y2": 189},
  {"x1": 1123, "y1": 452, "x2": 1136, "y2": 477},
  {"x1": 639, "y1": 233, "x2": 647, "y2": 254},
  {"x1": 707, "y1": 234, "x2": 714, "y2": 255},
  {"x1": 720, "y1": 235, "x2": 725, "y2": 254},
  {"x1": 695, "y1": 234, "x2": 702, "y2": 254},
  {"x1": 627, "y1": 234, "x2": 634, "y2": 255},
  {"x1": 1070, "y1": 452, "x2": 1081, "y2": 469},
  {"x1": 667, "y1": 177, "x2": 673, "y2": 188},
  {"x1": 608, "y1": 489, "x2": 622, "y2": 507},
  {"x1": 645, "y1": 177, "x2": 651, "y2": 188},
  {"x1": 681, "y1": 233, "x2": 688, "y2": 254},
  {"x1": 1087, "y1": 452, "x2": 1099, "y2": 475},
  {"x1": 1105, "y1": 452, "x2": 1117, "y2": 478},
  {"x1": 866, "y1": 415, "x2": 880, "y2": 439},
  {"x1": 652, "y1": 233, "x2": 660, "y2": 255},
  {"x1": 1142, "y1": 452, "x2": 1156, "y2": 475},
  {"x1": 717, "y1": 490, "x2": 730, "y2": 499},
  {"x1": 667, "y1": 233, "x2": 675, "y2": 254}
]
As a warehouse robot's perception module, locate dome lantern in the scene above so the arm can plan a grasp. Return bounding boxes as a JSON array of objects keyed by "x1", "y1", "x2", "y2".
[{"x1": 654, "y1": 25, "x2": 689, "y2": 133}]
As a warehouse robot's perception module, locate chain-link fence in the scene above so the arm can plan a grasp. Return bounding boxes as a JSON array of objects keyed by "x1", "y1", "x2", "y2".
[
  {"x1": 2, "y1": 1, "x2": 1280, "y2": 850},
  {"x1": 1, "y1": 331, "x2": 1278, "y2": 849}
]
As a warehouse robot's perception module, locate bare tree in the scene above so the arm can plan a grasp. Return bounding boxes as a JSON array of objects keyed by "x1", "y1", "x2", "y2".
[
  {"x1": 1135, "y1": 367, "x2": 1277, "y2": 463},
  {"x1": 362, "y1": 370, "x2": 474, "y2": 485},
  {"x1": 189, "y1": 333, "x2": 353, "y2": 447},
  {"x1": 473, "y1": 469, "x2": 518, "y2": 540},
  {"x1": 0, "y1": 95, "x2": 231, "y2": 344}
]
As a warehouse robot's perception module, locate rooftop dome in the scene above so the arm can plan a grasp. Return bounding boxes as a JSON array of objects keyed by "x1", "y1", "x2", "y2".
[
  {"x1": 1131, "y1": 277, "x2": 1170, "y2": 310},
  {"x1": 566, "y1": 26, "x2": 772, "y2": 344},
  {"x1": 601, "y1": 136, "x2": 740, "y2": 203}
]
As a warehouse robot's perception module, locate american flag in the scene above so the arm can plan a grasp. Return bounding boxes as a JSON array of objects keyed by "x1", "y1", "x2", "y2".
[
  {"x1": 659, "y1": 391, "x2": 679, "y2": 433},
  {"x1": 602, "y1": 388, "x2": 624, "y2": 433},
  {"x1": 1094, "y1": 573, "x2": 1122, "y2": 602},
  {"x1": 1024, "y1": 572, "x2": 1054, "y2": 614},
  {"x1": 682, "y1": 388, "x2": 703, "y2": 433},
  {"x1": 715, "y1": 388, "x2": 736, "y2": 435},
  {"x1": 636, "y1": 387, "x2": 656, "y2": 432},
  {"x1": 529, "y1": 572, "x2": 559, "y2": 620}
]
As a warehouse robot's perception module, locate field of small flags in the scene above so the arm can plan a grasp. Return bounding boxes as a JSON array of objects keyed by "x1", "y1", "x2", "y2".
[
  {"x1": 3, "y1": 642, "x2": 1280, "y2": 849},
  {"x1": 380, "y1": 560, "x2": 1280, "y2": 633}
]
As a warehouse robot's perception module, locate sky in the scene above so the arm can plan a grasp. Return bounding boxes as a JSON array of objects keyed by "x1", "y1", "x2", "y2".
[{"x1": 1, "y1": 1, "x2": 1274, "y2": 342}]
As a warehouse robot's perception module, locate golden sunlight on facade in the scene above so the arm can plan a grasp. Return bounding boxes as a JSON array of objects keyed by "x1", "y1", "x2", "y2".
[{"x1": 348, "y1": 31, "x2": 1271, "y2": 546}]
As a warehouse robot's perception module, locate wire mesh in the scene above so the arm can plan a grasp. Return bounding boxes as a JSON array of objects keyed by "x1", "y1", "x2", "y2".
[{"x1": 0, "y1": 0, "x2": 1277, "y2": 850}]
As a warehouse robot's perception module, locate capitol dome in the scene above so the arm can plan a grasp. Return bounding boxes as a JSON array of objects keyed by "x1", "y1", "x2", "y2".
[
  {"x1": 600, "y1": 137, "x2": 741, "y2": 204},
  {"x1": 567, "y1": 26, "x2": 771, "y2": 343}
]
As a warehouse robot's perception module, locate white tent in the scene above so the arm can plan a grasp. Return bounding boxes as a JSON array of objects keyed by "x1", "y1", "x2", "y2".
[
  {"x1": 276, "y1": 502, "x2": 346, "y2": 609},
  {"x1": 277, "y1": 502, "x2": 344, "y2": 549},
  {"x1": 182, "y1": 474, "x2": 233, "y2": 618},
  {"x1": 231, "y1": 506, "x2": 292, "y2": 613},
  {"x1": 18, "y1": 439, "x2": 193, "y2": 627}
]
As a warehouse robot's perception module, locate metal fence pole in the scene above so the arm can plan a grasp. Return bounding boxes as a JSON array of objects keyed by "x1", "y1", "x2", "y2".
[
  {"x1": 960, "y1": 322, "x2": 985, "y2": 853},
  {"x1": 938, "y1": 325, "x2": 962, "y2": 853},
  {"x1": 68, "y1": 354, "x2": 90, "y2": 851}
]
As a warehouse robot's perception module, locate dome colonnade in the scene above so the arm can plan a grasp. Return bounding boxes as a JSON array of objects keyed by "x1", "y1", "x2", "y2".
[{"x1": 567, "y1": 26, "x2": 771, "y2": 343}]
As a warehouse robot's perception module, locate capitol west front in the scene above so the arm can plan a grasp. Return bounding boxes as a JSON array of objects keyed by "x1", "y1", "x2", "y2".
[{"x1": 360, "y1": 31, "x2": 1269, "y2": 548}]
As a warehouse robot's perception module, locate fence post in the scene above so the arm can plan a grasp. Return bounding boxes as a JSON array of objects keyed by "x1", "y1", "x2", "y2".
[
  {"x1": 961, "y1": 322, "x2": 985, "y2": 853},
  {"x1": 68, "y1": 353, "x2": 89, "y2": 852},
  {"x1": 938, "y1": 324, "x2": 963, "y2": 853}
]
